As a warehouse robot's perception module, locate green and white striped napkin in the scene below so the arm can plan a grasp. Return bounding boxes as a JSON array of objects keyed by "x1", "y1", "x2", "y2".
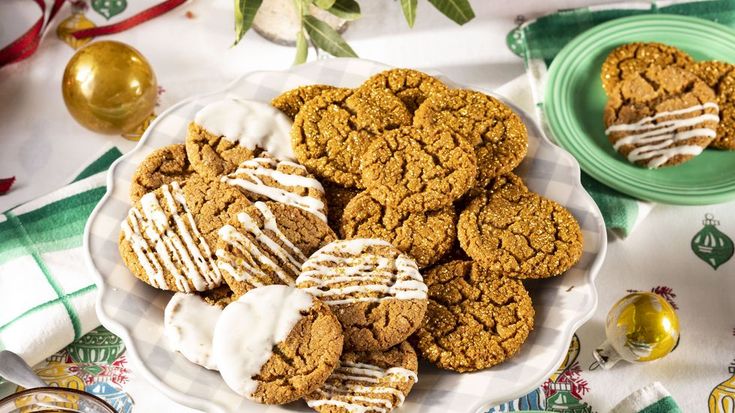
[
  {"x1": 612, "y1": 382, "x2": 683, "y2": 413},
  {"x1": 0, "y1": 147, "x2": 122, "y2": 367},
  {"x1": 506, "y1": 0, "x2": 735, "y2": 236}
]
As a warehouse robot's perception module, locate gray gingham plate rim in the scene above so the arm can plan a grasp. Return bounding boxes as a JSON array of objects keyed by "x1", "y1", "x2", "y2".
[{"x1": 83, "y1": 58, "x2": 607, "y2": 413}]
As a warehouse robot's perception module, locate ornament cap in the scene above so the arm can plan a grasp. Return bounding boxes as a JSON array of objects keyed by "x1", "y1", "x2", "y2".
[
  {"x1": 592, "y1": 339, "x2": 622, "y2": 370},
  {"x1": 703, "y1": 213, "x2": 720, "y2": 226}
]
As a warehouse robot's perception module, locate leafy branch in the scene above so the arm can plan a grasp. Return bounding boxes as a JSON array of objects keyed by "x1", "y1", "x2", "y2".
[{"x1": 234, "y1": 0, "x2": 475, "y2": 63}]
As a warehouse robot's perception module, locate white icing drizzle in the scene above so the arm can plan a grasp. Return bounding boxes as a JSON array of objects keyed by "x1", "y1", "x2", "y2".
[
  {"x1": 221, "y1": 157, "x2": 327, "y2": 222},
  {"x1": 120, "y1": 182, "x2": 221, "y2": 292},
  {"x1": 163, "y1": 293, "x2": 222, "y2": 370},
  {"x1": 604, "y1": 103, "x2": 719, "y2": 168},
  {"x1": 194, "y1": 97, "x2": 295, "y2": 161},
  {"x1": 213, "y1": 285, "x2": 314, "y2": 399},
  {"x1": 296, "y1": 239, "x2": 427, "y2": 305},
  {"x1": 215, "y1": 202, "x2": 307, "y2": 287},
  {"x1": 307, "y1": 361, "x2": 417, "y2": 413}
]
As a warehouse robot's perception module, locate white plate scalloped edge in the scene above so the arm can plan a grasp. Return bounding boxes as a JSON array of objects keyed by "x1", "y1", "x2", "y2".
[{"x1": 83, "y1": 58, "x2": 607, "y2": 413}]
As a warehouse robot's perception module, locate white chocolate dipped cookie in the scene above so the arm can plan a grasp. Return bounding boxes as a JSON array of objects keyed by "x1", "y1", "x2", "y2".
[
  {"x1": 118, "y1": 175, "x2": 251, "y2": 293},
  {"x1": 186, "y1": 97, "x2": 294, "y2": 178},
  {"x1": 305, "y1": 341, "x2": 419, "y2": 413},
  {"x1": 604, "y1": 65, "x2": 720, "y2": 168},
  {"x1": 295, "y1": 239, "x2": 428, "y2": 351},
  {"x1": 221, "y1": 156, "x2": 328, "y2": 222},
  {"x1": 215, "y1": 201, "x2": 336, "y2": 298},
  {"x1": 164, "y1": 293, "x2": 222, "y2": 370},
  {"x1": 212, "y1": 285, "x2": 344, "y2": 404}
]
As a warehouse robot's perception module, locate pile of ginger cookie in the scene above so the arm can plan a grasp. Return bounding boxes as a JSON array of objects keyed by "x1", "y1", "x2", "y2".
[{"x1": 118, "y1": 68, "x2": 584, "y2": 412}]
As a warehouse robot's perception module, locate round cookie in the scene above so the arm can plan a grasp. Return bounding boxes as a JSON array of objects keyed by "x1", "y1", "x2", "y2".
[
  {"x1": 457, "y1": 176, "x2": 583, "y2": 279},
  {"x1": 360, "y1": 68, "x2": 448, "y2": 113},
  {"x1": 213, "y1": 285, "x2": 343, "y2": 404},
  {"x1": 715, "y1": 69, "x2": 735, "y2": 150},
  {"x1": 119, "y1": 175, "x2": 251, "y2": 292},
  {"x1": 129, "y1": 144, "x2": 195, "y2": 202},
  {"x1": 323, "y1": 183, "x2": 360, "y2": 235},
  {"x1": 164, "y1": 292, "x2": 222, "y2": 370},
  {"x1": 271, "y1": 84, "x2": 337, "y2": 120},
  {"x1": 414, "y1": 89, "x2": 528, "y2": 187},
  {"x1": 305, "y1": 341, "x2": 418, "y2": 413},
  {"x1": 215, "y1": 201, "x2": 337, "y2": 298},
  {"x1": 340, "y1": 192, "x2": 456, "y2": 268},
  {"x1": 221, "y1": 156, "x2": 328, "y2": 222},
  {"x1": 186, "y1": 97, "x2": 294, "y2": 178},
  {"x1": 361, "y1": 125, "x2": 477, "y2": 213},
  {"x1": 604, "y1": 65, "x2": 719, "y2": 168},
  {"x1": 291, "y1": 87, "x2": 412, "y2": 188},
  {"x1": 412, "y1": 260, "x2": 534, "y2": 372},
  {"x1": 687, "y1": 61, "x2": 735, "y2": 91},
  {"x1": 295, "y1": 239, "x2": 428, "y2": 351},
  {"x1": 601, "y1": 42, "x2": 693, "y2": 96}
]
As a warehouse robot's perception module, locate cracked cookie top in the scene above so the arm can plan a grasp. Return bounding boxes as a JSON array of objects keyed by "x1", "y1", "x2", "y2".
[
  {"x1": 601, "y1": 42, "x2": 693, "y2": 96},
  {"x1": 215, "y1": 201, "x2": 336, "y2": 298},
  {"x1": 186, "y1": 98, "x2": 294, "y2": 178},
  {"x1": 411, "y1": 260, "x2": 534, "y2": 372},
  {"x1": 291, "y1": 87, "x2": 412, "y2": 189},
  {"x1": 305, "y1": 341, "x2": 418, "y2": 413},
  {"x1": 413, "y1": 89, "x2": 528, "y2": 187},
  {"x1": 457, "y1": 175, "x2": 583, "y2": 278},
  {"x1": 213, "y1": 285, "x2": 344, "y2": 404},
  {"x1": 360, "y1": 68, "x2": 449, "y2": 113},
  {"x1": 295, "y1": 239, "x2": 428, "y2": 351},
  {"x1": 361, "y1": 125, "x2": 477, "y2": 213},
  {"x1": 340, "y1": 192, "x2": 456, "y2": 269},
  {"x1": 271, "y1": 84, "x2": 338, "y2": 120},
  {"x1": 604, "y1": 65, "x2": 719, "y2": 168},
  {"x1": 129, "y1": 144, "x2": 195, "y2": 202},
  {"x1": 119, "y1": 174, "x2": 251, "y2": 292}
]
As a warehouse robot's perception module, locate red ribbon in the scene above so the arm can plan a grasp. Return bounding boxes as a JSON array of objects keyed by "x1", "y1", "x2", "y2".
[
  {"x1": 71, "y1": 0, "x2": 186, "y2": 39},
  {"x1": 0, "y1": 0, "x2": 64, "y2": 67},
  {"x1": 0, "y1": 0, "x2": 186, "y2": 68},
  {"x1": 0, "y1": 177, "x2": 16, "y2": 195}
]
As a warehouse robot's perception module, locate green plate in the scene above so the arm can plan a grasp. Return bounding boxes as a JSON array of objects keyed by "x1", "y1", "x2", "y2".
[{"x1": 546, "y1": 14, "x2": 735, "y2": 205}]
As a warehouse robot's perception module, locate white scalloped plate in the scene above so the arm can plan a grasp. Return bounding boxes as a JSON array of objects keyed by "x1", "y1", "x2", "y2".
[{"x1": 84, "y1": 58, "x2": 607, "y2": 413}]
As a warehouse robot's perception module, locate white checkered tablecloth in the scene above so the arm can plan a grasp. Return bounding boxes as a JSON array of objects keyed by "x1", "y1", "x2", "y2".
[{"x1": 84, "y1": 58, "x2": 606, "y2": 413}]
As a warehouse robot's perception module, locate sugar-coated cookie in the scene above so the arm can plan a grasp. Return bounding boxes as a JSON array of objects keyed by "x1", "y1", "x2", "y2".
[
  {"x1": 213, "y1": 285, "x2": 343, "y2": 404},
  {"x1": 186, "y1": 98, "x2": 294, "y2": 178},
  {"x1": 119, "y1": 175, "x2": 251, "y2": 292},
  {"x1": 412, "y1": 260, "x2": 534, "y2": 372},
  {"x1": 296, "y1": 239, "x2": 428, "y2": 351},
  {"x1": 305, "y1": 341, "x2": 418, "y2": 413}
]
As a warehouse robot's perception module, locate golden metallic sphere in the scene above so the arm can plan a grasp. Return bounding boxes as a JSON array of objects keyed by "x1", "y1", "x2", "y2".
[
  {"x1": 594, "y1": 291, "x2": 680, "y2": 369},
  {"x1": 62, "y1": 41, "x2": 157, "y2": 134}
]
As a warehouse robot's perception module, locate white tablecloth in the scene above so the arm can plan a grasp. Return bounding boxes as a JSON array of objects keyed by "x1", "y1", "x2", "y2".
[{"x1": 2, "y1": 1, "x2": 734, "y2": 412}]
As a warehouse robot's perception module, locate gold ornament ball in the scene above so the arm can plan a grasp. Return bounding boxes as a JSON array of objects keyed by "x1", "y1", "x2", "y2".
[
  {"x1": 62, "y1": 41, "x2": 157, "y2": 134},
  {"x1": 593, "y1": 292, "x2": 680, "y2": 369}
]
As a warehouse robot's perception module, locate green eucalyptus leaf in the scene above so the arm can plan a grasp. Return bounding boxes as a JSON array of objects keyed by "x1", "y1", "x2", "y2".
[
  {"x1": 294, "y1": 29, "x2": 309, "y2": 65},
  {"x1": 326, "y1": 0, "x2": 361, "y2": 21},
  {"x1": 303, "y1": 15, "x2": 358, "y2": 57},
  {"x1": 400, "y1": 0, "x2": 417, "y2": 27},
  {"x1": 427, "y1": 0, "x2": 475, "y2": 25},
  {"x1": 234, "y1": 0, "x2": 263, "y2": 45},
  {"x1": 314, "y1": 0, "x2": 336, "y2": 10}
]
